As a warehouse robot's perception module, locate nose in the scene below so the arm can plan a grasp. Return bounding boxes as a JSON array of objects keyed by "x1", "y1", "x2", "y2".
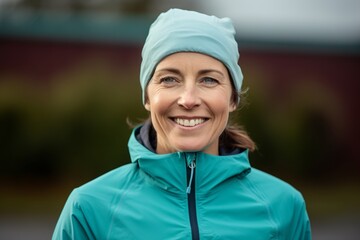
[{"x1": 177, "y1": 85, "x2": 201, "y2": 109}]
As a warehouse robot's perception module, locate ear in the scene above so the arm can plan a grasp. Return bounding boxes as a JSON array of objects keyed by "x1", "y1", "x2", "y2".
[
  {"x1": 229, "y1": 102, "x2": 237, "y2": 113},
  {"x1": 144, "y1": 101, "x2": 151, "y2": 111}
]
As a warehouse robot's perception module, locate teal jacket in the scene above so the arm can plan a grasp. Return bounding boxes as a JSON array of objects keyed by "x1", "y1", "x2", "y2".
[{"x1": 53, "y1": 124, "x2": 311, "y2": 239}]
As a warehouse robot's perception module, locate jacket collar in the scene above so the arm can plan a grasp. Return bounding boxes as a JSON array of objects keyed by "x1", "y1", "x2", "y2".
[{"x1": 128, "y1": 123, "x2": 251, "y2": 194}]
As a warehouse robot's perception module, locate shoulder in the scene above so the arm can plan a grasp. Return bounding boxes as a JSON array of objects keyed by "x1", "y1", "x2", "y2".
[
  {"x1": 244, "y1": 168, "x2": 310, "y2": 234},
  {"x1": 69, "y1": 163, "x2": 140, "y2": 206},
  {"x1": 245, "y1": 168, "x2": 311, "y2": 238},
  {"x1": 245, "y1": 167, "x2": 305, "y2": 207},
  {"x1": 53, "y1": 163, "x2": 141, "y2": 238}
]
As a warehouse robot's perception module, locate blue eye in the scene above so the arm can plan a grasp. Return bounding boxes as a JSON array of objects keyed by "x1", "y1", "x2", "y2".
[
  {"x1": 160, "y1": 77, "x2": 177, "y2": 84},
  {"x1": 202, "y1": 77, "x2": 219, "y2": 85}
]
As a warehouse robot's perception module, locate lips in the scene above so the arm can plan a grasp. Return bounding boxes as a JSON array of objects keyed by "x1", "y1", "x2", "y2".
[{"x1": 173, "y1": 118, "x2": 207, "y2": 127}]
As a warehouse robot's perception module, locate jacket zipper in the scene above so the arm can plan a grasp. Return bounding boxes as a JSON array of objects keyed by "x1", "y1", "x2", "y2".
[{"x1": 186, "y1": 153, "x2": 199, "y2": 240}]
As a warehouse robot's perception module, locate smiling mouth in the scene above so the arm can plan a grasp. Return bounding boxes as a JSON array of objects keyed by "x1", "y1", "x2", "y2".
[{"x1": 173, "y1": 118, "x2": 207, "y2": 127}]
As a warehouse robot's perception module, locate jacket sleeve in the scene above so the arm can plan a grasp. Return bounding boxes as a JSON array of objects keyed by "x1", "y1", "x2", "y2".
[
  {"x1": 52, "y1": 190, "x2": 95, "y2": 240},
  {"x1": 290, "y1": 193, "x2": 312, "y2": 240}
]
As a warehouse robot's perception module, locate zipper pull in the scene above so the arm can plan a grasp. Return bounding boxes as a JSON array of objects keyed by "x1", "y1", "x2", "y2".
[{"x1": 186, "y1": 160, "x2": 196, "y2": 194}]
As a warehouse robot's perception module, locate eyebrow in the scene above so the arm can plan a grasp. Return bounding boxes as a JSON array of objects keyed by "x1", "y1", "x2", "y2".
[
  {"x1": 198, "y1": 69, "x2": 225, "y2": 77},
  {"x1": 154, "y1": 68, "x2": 181, "y2": 75},
  {"x1": 154, "y1": 68, "x2": 225, "y2": 77}
]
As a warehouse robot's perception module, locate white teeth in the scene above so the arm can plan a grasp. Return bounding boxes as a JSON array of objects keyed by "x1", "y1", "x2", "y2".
[
  {"x1": 175, "y1": 118, "x2": 205, "y2": 127},
  {"x1": 189, "y1": 119, "x2": 195, "y2": 127}
]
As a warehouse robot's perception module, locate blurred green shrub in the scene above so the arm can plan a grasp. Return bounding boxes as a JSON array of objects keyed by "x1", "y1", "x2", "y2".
[
  {"x1": 0, "y1": 61, "x2": 349, "y2": 184},
  {"x1": 238, "y1": 73, "x2": 347, "y2": 182},
  {"x1": 0, "y1": 62, "x2": 147, "y2": 182}
]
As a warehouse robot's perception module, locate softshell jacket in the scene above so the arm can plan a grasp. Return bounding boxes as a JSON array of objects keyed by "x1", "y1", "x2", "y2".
[{"x1": 53, "y1": 124, "x2": 311, "y2": 240}]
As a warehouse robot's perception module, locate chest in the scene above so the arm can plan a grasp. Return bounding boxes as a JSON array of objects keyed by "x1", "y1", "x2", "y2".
[{"x1": 96, "y1": 184, "x2": 278, "y2": 240}]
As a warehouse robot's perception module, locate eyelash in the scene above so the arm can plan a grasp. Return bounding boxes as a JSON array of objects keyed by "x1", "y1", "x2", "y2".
[
  {"x1": 201, "y1": 77, "x2": 219, "y2": 85},
  {"x1": 159, "y1": 76, "x2": 177, "y2": 84},
  {"x1": 158, "y1": 76, "x2": 219, "y2": 86}
]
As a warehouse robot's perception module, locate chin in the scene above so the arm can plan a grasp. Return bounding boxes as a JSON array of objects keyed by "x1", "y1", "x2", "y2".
[{"x1": 174, "y1": 143, "x2": 206, "y2": 153}]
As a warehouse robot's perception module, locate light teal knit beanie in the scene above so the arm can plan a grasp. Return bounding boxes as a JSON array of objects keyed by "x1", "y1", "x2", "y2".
[{"x1": 140, "y1": 8, "x2": 243, "y2": 104}]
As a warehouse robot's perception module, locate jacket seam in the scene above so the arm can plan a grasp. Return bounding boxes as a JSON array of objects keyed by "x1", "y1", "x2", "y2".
[
  {"x1": 238, "y1": 177, "x2": 279, "y2": 239},
  {"x1": 70, "y1": 192, "x2": 96, "y2": 239},
  {"x1": 138, "y1": 167, "x2": 187, "y2": 198}
]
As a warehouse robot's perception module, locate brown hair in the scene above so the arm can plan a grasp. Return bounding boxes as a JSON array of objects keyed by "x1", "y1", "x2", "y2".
[
  {"x1": 220, "y1": 88, "x2": 256, "y2": 152},
  {"x1": 220, "y1": 122, "x2": 256, "y2": 152}
]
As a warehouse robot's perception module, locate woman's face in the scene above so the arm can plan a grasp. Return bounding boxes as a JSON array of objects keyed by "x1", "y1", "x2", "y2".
[{"x1": 145, "y1": 52, "x2": 236, "y2": 155}]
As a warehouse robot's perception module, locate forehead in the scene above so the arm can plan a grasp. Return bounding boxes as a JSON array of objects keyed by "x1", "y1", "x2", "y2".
[{"x1": 155, "y1": 52, "x2": 228, "y2": 72}]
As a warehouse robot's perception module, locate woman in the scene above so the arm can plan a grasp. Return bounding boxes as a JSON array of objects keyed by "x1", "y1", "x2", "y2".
[{"x1": 53, "y1": 9, "x2": 311, "y2": 239}]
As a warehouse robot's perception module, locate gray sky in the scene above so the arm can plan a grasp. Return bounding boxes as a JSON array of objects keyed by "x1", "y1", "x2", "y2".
[
  {"x1": 199, "y1": 0, "x2": 360, "y2": 44},
  {"x1": 1, "y1": 0, "x2": 359, "y2": 45}
]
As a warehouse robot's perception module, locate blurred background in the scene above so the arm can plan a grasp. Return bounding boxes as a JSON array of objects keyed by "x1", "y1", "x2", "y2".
[{"x1": 0, "y1": 0, "x2": 359, "y2": 239}]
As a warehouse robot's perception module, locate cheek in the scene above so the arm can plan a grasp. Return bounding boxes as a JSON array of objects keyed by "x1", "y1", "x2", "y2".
[
  {"x1": 148, "y1": 92, "x2": 172, "y2": 117},
  {"x1": 209, "y1": 92, "x2": 233, "y2": 113}
]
